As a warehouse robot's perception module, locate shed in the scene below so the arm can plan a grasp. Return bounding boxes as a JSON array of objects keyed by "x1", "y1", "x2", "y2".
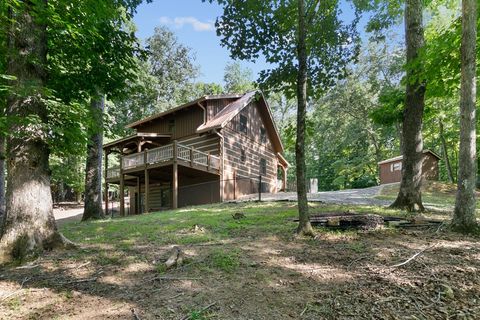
[{"x1": 378, "y1": 150, "x2": 441, "y2": 185}]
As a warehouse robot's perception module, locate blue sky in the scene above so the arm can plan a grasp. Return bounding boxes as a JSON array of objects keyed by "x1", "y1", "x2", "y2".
[
  {"x1": 133, "y1": 0, "x2": 262, "y2": 84},
  {"x1": 133, "y1": 1, "x2": 398, "y2": 84}
]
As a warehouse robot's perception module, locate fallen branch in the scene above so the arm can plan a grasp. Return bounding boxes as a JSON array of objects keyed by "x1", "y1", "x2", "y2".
[
  {"x1": 149, "y1": 276, "x2": 202, "y2": 281},
  {"x1": 0, "y1": 277, "x2": 30, "y2": 301},
  {"x1": 389, "y1": 243, "x2": 437, "y2": 268},
  {"x1": 74, "y1": 261, "x2": 91, "y2": 269},
  {"x1": 167, "y1": 292, "x2": 184, "y2": 300},
  {"x1": 300, "y1": 305, "x2": 309, "y2": 316},
  {"x1": 131, "y1": 308, "x2": 141, "y2": 320},
  {"x1": 15, "y1": 263, "x2": 39, "y2": 270},
  {"x1": 180, "y1": 302, "x2": 216, "y2": 320},
  {"x1": 60, "y1": 277, "x2": 98, "y2": 284}
]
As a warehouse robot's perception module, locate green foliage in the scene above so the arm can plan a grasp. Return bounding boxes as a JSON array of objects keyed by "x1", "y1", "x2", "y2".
[
  {"x1": 50, "y1": 154, "x2": 85, "y2": 196},
  {"x1": 146, "y1": 25, "x2": 200, "y2": 108},
  {"x1": 223, "y1": 62, "x2": 255, "y2": 94},
  {"x1": 207, "y1": 0, "x2": 360, "y2": 98},
  {"x1": 423, "y1": 1, "x2": 479, "y2": 98},
  {"x1": 370, "y1": 87, "x2": 404, "y2": 125},
  {"x1": 107, "y1": 26, "x2": 203, "y2": 137}
]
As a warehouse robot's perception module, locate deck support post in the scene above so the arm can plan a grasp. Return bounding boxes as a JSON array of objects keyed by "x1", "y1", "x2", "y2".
[
  {"x1": 144, "y1": 150, "x2": 149, "y2": 213},
  {"x1": 145, "y1": 168, "x2": 149, "y2": 213},
  {"x1": 119, "y1": 175, "x2": 125, "y2": 217},
  {"x1": 119, "y1": 153, "x2": 125, "y2": 217},
  {"x1": 136, "y1": 177, "x2": 140, "y2": 214},
  {"x1": 172, "y1": 140, "x2": 178, "y2": 209},
  {"x1": 104, "y1": 150, "x2": 109, "y2": 216},
  {"x1": 207, "y1": 152, "x2": 210, "y2": 172}
]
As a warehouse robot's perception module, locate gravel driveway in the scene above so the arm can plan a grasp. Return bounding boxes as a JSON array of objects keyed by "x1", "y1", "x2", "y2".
[{"x1": 239, "y1": 185, "x2": 391, "y2": 206}]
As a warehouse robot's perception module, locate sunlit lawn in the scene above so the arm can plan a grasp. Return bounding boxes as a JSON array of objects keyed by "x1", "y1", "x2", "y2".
[
  {"x1": 60, "y1": 201, "x2": 417, "y2": 251},
  {"x1": 3, "y1": 200, "x2": 480, "y2": 319},
  {"x1": 376, "y1": 181, "x2": 480, "y2": 213}
]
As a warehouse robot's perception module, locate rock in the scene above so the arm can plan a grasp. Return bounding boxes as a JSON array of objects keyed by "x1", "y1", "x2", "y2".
[{"x1": 165, "y1": 246, "x2": 185, "y2": 269}]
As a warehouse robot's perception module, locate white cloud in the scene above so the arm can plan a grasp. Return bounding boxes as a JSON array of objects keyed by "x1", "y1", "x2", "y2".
[{"x1": 159, "y1": 16, "x2": 214, "y2": 32}]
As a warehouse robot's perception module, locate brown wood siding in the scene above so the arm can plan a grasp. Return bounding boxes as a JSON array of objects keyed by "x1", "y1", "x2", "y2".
[
  {"x1": 205, "y1": 98, "x2": 236, "y2": 121},
  {"x1": 178, "y1": 175, "x2": 220, "y2": 207},
  {"x1": 379, "y1": 160, "x2": 403, "y2": 184},
  {"x1": 379, "y1": 154, "x2": 439, "y2": 184},
  {"x1": 136, "y1": 106, "x2": 204, "y2": 140},
  {"x1": 422, "y1": 154, "x2": 439, "y2": 181},
  {"x1": 178, "y1": 134, "x2": 220, "y2": 155},
  {"x1": 226, "y1": 100, "x2": 275, "y2": 150},
  {"x1": 222, "y1": 116, "x2": 278, "y2": 200},
  {"x1": 132, "y1": 183, "x2": 171, "y2": 212}
]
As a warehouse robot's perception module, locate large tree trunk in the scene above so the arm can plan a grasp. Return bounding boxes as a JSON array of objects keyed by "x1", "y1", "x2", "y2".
[
  {"x1": 0, "y1": 136, "x2": 5, "y2": 217},
  {"x1": 295, "y1": 0, "x2": 313, "y2": 236},
  {"x1": 82, "y1": 95, "x2": 105, "y2": 221},
  {"x1": 439, "y1": 119, "x2": 455, "y2": 184},
  {"x1": 0, "y1": 1, "x2": 70, "y2": 263},
  {"x1": 453, "y1": 0, "x2": 477, "y2": 232},
  {"x1": 390, "y1": 0, "x2": 426, "y2": 212}
]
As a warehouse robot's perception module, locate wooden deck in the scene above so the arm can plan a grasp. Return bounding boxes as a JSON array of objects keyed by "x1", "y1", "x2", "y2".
[
  {"x1": 106, "y1": 141, "x2": 221, "y2": 182},
  {"x1": 104, "y1": 141, "x2": 221, "y2": 213}
]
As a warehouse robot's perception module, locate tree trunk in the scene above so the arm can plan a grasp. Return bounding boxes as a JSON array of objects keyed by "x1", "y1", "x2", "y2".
[
  {"x1": 0, "y1": 136, "x2": 5, "y2": 217},
  {"x1": 295, "y1": 0, "x2": 313, "y2": 236},
  {"x1": 0, "y1": 1, "x2": 70, "y2": 263},
  {"x1": 390, "y1": 0, "x2": 426, "y2": 212},
  {"x1": 453, "y1": 0, "x2": 477, "y2": 232},
  {"x1": 439, "y1": 119, "x2": 455, "y2": 184},
  {"x1": 82, "y1": 95, "x2": 105, "y2": 221}
]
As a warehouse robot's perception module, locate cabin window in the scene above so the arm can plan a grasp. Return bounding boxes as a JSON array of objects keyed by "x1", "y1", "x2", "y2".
[
  {"x1": 241, "y1": 149, "x2": 246, "y2": 162},
  {"x1": 260, "y1": 127, "x2": 267, "y2": 143},
  {"x1": 168, "y1": 119, "x2": 175, "y2": 133},
  {"x1": 390, "y1": 162, "x2": 402, "y2": 172},
  {"x1": 239, "y1": 114, "x2": 248, "y2": 134},
  {"x1": 260, "y1": 158, "x2": 267, "y2": 175}
]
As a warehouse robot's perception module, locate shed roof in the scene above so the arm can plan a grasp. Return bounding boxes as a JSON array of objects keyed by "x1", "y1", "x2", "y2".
[{"x1": 378, "y1": 149, "x2": 441, "y2": 165}]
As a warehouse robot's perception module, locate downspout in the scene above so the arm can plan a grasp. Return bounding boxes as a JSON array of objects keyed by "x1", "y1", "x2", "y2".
[{"x1": 213, "y1": 129, "x2": 225, "y2": 201}]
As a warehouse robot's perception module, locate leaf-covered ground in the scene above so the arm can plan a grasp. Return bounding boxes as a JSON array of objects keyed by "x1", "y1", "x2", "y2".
[{"x1": 1, "y1": 202, "x2": 479, "y2": 319}]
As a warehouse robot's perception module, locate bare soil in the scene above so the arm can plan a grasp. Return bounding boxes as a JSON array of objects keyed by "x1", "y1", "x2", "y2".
[{"x1": 1, "y1": 203, "x2": 480, "y2": 319}]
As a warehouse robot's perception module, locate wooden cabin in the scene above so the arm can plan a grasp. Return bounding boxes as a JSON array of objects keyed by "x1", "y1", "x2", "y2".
[
  {"x1": 103, "y1": 90, "x2": 289, "y2": 215},
  {"x1": 378, "y1": 150, "x2": 440, "y2": 185}
]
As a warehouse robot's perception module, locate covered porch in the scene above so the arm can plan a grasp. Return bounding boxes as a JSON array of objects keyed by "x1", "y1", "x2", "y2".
[{"x1": 104, "y1": 136, "x2": 221, "y2": 216}]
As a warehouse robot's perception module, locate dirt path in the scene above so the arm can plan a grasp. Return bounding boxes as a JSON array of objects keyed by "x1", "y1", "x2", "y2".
[
  {"x1": 239, "y1": 185, "x2": 391, "y2": 206},
  {"x1": 54, "y1": 203, "x2": 84, "y2": 226}
]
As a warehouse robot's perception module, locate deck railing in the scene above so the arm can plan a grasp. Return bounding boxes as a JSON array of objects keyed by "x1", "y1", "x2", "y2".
[
  {"x1": 147, "y1": 144, "x2": 173, "y2": 164},
  {"x1": 111, "y1": 142, "x2": 220, "y2": 174},
  {"x1": 177, "y1": 144, "x2": 191, "y2": 161},
  {"x1": 123, "y1": 153, "x2": 144, "y2": 169},
  {"x1": 107, "y1": 167, "x2": 120, "y2": 179}
]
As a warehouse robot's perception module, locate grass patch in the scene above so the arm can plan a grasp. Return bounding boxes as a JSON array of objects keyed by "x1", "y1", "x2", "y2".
[
  {"x1": 377, "y1": 181, "x2": 480, "y2": 213},
  {"x1": 206, "y1": 249, "x2": 241, "y2": 273}
]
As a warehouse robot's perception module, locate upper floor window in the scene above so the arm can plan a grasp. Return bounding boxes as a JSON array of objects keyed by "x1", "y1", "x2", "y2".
[
  {"x1": 260, "y1": 158, "x2": 267, "y2": 175},
  {"x1": 241, "y1": 149, "x2": 246, "y2": 162},
  {"x1": 260, "y1": 127, "x2": 267, "y2": 144},
  {"x1": 239, "y1": 114, "x2": 248, "y2": 134},
  {"x1": 168, "y1": 119, "x2": 175, "y2": 133}
]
